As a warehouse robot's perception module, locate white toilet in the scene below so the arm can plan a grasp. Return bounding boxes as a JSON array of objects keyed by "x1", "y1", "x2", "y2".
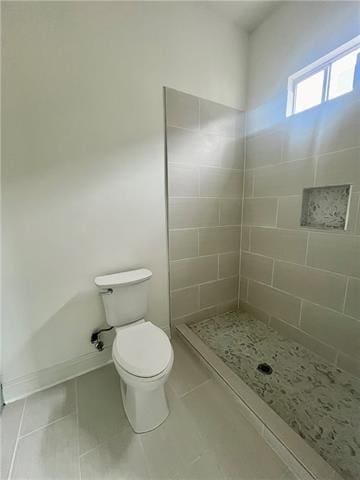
[{"x1": 94, "y1": 268, "x2": 174, "y2": 433}]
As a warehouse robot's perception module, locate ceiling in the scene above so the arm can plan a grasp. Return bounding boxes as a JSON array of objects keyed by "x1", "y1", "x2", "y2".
[{"x1": 203, "y1": 1, "x2": 282, "y2": 32}]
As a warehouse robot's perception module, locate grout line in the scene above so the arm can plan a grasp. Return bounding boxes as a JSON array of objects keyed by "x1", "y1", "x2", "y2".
[
  {"x1": 304, "y1": 232, "x2": 310, "y2": 265},
  {"x1": 18, "y1": 412, "x2": 76, "y2": 440},
  {"x1": 7, "y1": 397, "x2": 27, "y2": 480},
  {"x1": 78, "y1": 432, "x2": 122, "y2": 460},
  {"x1": 170, "y1": 251, "x2": 240, "y2": 263},
  {"x1": 271, "y1": 259, "x2": 275, "y2": 286},
  {"x1": 237, "y1": 117, "x2": 247, "y2": 308},
  {"x1": 170, "y1": 275, "x2": 239, "y2": 293},
  {"x1": 299, "y1": 300, "x2": 304, "y2": 327},
  {"x1": 217, "y1": 254, "x2": 220, "y2": 280},
  {"x1": 179, "y1": 378, "x2": 212, "y2": 399},
  {"x1": 275, "y1": 198, "x2": 280, "y2": 226},
  {"x1": 168, "y1": 160, "x2": 244, "y2": 173},
  {"x1": 342, "y1": 277, "x2": 350, "y2": 313}
]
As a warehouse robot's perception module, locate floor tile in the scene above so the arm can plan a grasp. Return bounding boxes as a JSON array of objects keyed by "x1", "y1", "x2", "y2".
[
  {"x1": 139, "y1": 384, "x2": 205, "y2": 479},
  {"x1": 80, "y1": 425, "x2": 148, "y2": 480},
  {"x1": 169, "y1": 338, "x2": 211, "y2": 397},
  {"x1": 1, "y1": 399, "x2": 25, "y2": 480},
  {"x1": 176, "y1": 450, "x2": 226, "y2": 480},
  {"x1": 20, "y1": 380, "x2": 76, "y2": 436},
  {"x1": 77, "y1": 363, "x2": 128, "y2": 454},
  {"x1": 10, "y1": 414, "x2": 79, "y2": 480}
]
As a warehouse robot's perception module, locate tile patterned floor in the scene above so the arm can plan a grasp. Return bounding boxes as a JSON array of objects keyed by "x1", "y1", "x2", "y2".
[
  {"x1": 1, "y1": 337, "x2": 295, "y2": 480},
  {"x1": 188, "y1": 311, "x2": 360, "y2": 480}
]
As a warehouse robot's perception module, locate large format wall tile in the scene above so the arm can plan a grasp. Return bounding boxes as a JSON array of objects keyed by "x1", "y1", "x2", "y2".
[
  {"x1": 251, "y1": 227, "x2": 307, "y2": 264},
  {"x1": 243, "y1": 198, "x2": 277, "y2": 226},
  {"x1": 241, "y1": 252, "x2": 273, "y2": 284},
  {"x1": 219, "y1": 252, "x2": 240, "y2": 278},
  {"x1": 170, "y1": 255, "x2": 218, "y2": 290},
  {"x1": 219, "y1": 198, "x2": 242, "y2": 225},
  {"x1": 200, "y1": 277, "x2": 238, "y2": 308},
  {"x1": 301, "y1": 301, "x2": 360, "y2": 359},
  {"x1": 168, "y1": 197, "x2": 219, "y2": 228},
  {"x1": 307, "y1": 233, "x2": 360, "y2": 277},
  {"x1": 254, "y1": 158, "x2": 314, "y2": 197},
  {"x1": 247, "y1": 280, "x2": 301, "y2": 325},
  {"x1": 276, "y1": 196, "x2": 302, "y2": 229},
  {"x1": 344, "y1": 277, "x2": 360, "y2": 320},
  {"x1": 200, "y1": 167, "x2": 243, "y2": 197},
  {"x1": 273, "y1": 261, "x2": 347, "y2": 311},
  {"x1": 199, "y1": 98, "x2": 241, "y2": 137},
  {"x1": 246, "y1": 129, "x2": 283, "y2": 169},
  {"x1": 166, "y1": 89, "x2": 199, "y2": 129},
  {"x1": 171, "y1": 286, "x2": 199, "y2": 319},
  {"x1": 167, "y1": 127, "x2": 206, "y2": 165},
  {"x1": 168, "y1": 164, "x2": 199, "y2": 196},
  {"x1": 316, "y1": 147, "x2": 360, "y2": 191},
  {"x1": 169, "y1": 229, "x2": 198, "y2": 260},
  {"x1": 199, "y1": 226, "x2": 240, "y2": 255}
]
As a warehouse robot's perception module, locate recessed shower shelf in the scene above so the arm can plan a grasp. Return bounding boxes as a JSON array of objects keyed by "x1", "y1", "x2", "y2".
[{"x1": 300, "y1": 184, "x2": 351, "y2": 230}]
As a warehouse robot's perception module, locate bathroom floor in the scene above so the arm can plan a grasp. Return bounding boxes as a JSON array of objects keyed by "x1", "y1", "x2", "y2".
[
  {"x1": 187, "y1": 311, "x2": 360, "y2": 480},
  {"x1": 2, "y1": 337, "x2": 294, "y2": 480}
]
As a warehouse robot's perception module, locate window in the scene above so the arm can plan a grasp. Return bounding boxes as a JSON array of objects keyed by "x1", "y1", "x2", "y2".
[{"x1": 287, "y1": 35, "x2": 360, "y2": 116}]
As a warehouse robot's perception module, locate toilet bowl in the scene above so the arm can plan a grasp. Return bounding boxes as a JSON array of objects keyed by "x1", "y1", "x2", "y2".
[{"x1": 94, "y1": 269, "x2": 174, "y2": 433}]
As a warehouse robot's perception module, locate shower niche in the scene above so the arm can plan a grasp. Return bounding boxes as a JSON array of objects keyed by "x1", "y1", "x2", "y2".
[{"x1": 300, "y1": 184, "x2": 351, "y2": 230}]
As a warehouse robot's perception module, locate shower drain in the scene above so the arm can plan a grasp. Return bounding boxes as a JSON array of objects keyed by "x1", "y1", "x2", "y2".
[{"x1": 257, "y1": 363, "x2": 273, "y2": 375}]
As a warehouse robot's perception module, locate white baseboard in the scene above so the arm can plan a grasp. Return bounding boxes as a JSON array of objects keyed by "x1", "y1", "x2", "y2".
[{"x1": 3, "y1": 347, "x2": 113, "y2": 404}]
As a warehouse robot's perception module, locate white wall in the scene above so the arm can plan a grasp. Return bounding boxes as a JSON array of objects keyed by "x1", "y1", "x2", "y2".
[
  {"x1": 247, "y1": 0, "x2": 360, "y2": 134},
  {"x1": 2, "y1": 1, "x2": 247, "y2": 398}
]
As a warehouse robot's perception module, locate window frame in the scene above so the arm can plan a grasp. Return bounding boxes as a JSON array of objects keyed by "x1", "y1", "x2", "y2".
[{"x1": 286, "y1": 34, "x2": 360, "y2": 117}]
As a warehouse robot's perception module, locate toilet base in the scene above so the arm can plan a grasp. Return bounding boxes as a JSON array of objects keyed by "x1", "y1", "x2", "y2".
[{"x1": 120, "y1": 378, "x2": 170, "y2": 433}]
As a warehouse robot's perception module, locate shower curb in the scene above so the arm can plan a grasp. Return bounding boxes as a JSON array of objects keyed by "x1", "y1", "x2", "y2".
[{"x1": 176, "y1": 323, "x2": 342, "y2": 480}]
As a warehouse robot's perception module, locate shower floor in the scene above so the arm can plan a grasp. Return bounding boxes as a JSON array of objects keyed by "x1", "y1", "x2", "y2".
[{"x1": 187, "y1": 310, "x2": 360, "y2": 480}]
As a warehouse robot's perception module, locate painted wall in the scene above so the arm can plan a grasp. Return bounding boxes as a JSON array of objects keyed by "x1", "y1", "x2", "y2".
[
  {"x1": 165, "y1": 88, "x2": 244, "y2": 327},
  {"x1": 2, "y1": 1, "x2": 248, "y2": 399},
  {"x1": 241, "y1": 0, "x2": 360, "y2": 377}
]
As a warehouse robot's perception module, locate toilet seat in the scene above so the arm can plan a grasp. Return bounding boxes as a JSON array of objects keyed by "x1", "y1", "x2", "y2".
[{"x1": 113, "y1": 322, "x2": 172, "y2": 378}]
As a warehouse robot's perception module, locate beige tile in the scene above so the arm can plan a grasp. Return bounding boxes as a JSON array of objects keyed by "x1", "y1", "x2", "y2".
[
  {"x1": 20, "y1": 380, "x2": 76, "y2": 436},
  {"x1": 216, "y1": 299, "x2": 238, "y2": 314},
  {"x1": 246, "y1": 128, "x2": 283, "y2": 169},
  {"x1": 316, "y1": 147, "x2": 360, "y2": 190},
  {"x1": 283, "y1": 106, "x2": 321, "y2": 161},
  {"x1": 200, "y1": 277, "x2": 238, "y2": 308},
  {"x1": 1, "y1": 399, "x2": 25, "y2": 480},
  {"x1": 248, "y1": 280, "x2": 301, "y2": 325},
  {"x1": 244, "y1": 170, "x2": 254, "y2": 197},
  {"x1": 219, "y1": 198, "x2": 242, "y2": 225},
  {"x1": 199, "y1": 226, "x2": 240, "y2": 255},
  {"x1": 170, "y1": 255, "x2": 218, "y2": 289},
  {"x1": 273, "y1": 261, "x2": 347, "y2": 311},
  {"x1": 182, "y1": 380, "x2": 288, "y2": 480},
  {"x1": 169, "y1": 229, "x2": 198, "y2": 260},
  {"x1": 172, "y1": 306, "x2": 217, "y2": 326},
  {"x1": 200, "y1": 99, "x2": 242, "y2": 137},
  {"x1": 239, "y1": 277, "x2": 249, "y2": 302},
  {"x1": 77, "y1": 364, "x2": 127, "y2": 454},
  {"x1": 140, "y1": 384, "x2": 205, "y2": 479},
  {"x1": 243, "y1": 198, "x2": 277, "y2": 226},
  {"x1": 170, "y1": 286, "x2": 199, "y2": 319},
  {"x1": 219, "y1": 137, "x2": 244, "y2": 169},
  {"x1": 251, "y1": 227, "x2": 307, "y2": 264},
  {"x1": 178, "y1": 450, "x2": 226, "y2": 480},
  {"x1": 166, "y1": 127, "x2": 205, "y2": 165},
  {"x1": 169, "y1": 338, "x2": 211, "y2": 397},
  {"x1": 241, "y1": 252, "x2": 273, "y2": 284},
  {"x1": 240, "y1": 301, "x2": 270, "y2": 324},
  {"x1": 166, "y1": 88, "x2": 199, "y2": 129},
  {"x1": 301, "y1": 301, "x2": 360, "y2": 358},
  {"x1": 344, "y1": 277, "x2": 360, "y2": 320},
  {"x1": 241, "y1": 225, "x2": 250, "y2": 251},
  {"x1": 80, "y1": 425, "x2": 148, "y2": 480},
  {"x1": 167, "y1": 164, "x2": 199, "y2": 196},
  {"x1": 307, "y1": 233, "x2": 360, "y2": 277},
  {"x1": 254, "y1": 158, "x2": 314, "y2": 197},
  {"x1": 269, "y1": 317, "x2": 337, "y2": 363},
  {"x1": 317, "y1": 98, "x2": 360, "y2": 154},
  {"x1": 200, "y1": 167, "x2": 242, "y2": 197},
  {"x1": 277, "y1": 196, "x2": 302, "y2": 229},
  {"x1": 219, "y1": 252, "x2": 240, "y2": 278},
  {"x1": 11, "y1": 415, "x2": 79, "y2": 480},
  {"x1": 337, "y1": 352, "x2": 360, "y2": 379},
  {"x1": 168, "y1": 197, "x2": 218, "y2": 228}
]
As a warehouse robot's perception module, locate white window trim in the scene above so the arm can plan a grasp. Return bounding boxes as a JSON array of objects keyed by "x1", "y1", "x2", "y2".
[{"x1": 286, "y1": 34, "x2": 360, "y2": 117}]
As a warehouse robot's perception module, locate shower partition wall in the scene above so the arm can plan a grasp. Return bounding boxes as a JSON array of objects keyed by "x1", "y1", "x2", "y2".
[{"x1": 164, "y1": 87, "x2": 245, "y2": 328}]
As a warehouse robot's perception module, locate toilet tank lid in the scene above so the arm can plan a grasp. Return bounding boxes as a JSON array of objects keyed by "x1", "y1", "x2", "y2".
[{"x1": 94, "y1": 269, "x2": 152, "y2": 288}]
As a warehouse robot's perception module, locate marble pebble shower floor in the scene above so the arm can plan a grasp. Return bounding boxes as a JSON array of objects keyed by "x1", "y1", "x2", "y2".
[{"x1": 187, "y1": 310, "x2": 360, "y2": 480}]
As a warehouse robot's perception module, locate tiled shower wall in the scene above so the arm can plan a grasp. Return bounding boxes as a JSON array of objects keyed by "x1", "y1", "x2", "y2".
[
  {"x1": 239, "y1": 92, "x2": 360, "y2": 378},
  {"x1": 165, "y1": 88, "x2": 244, "y2": 326}
]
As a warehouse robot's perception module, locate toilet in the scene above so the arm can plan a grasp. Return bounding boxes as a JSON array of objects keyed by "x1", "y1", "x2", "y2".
[{"x1": 94, "y1": 268, "x2": 174, "y2": 433}]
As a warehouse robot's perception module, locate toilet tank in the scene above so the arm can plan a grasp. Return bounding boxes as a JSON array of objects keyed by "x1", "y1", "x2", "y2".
[{"x1": 94, "y1": 269, "x2": 152, "y2": 327}]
